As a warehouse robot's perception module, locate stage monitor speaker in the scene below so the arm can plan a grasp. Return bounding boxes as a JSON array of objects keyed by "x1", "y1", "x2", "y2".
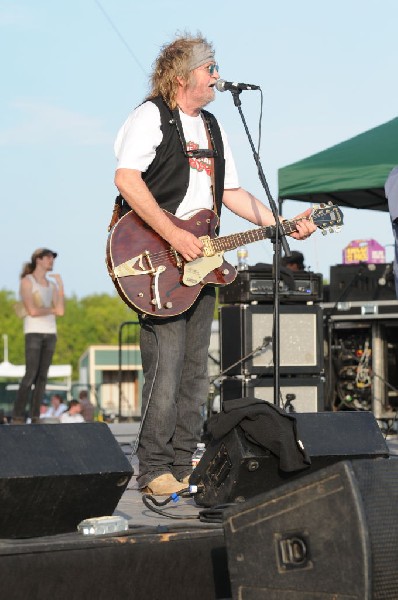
[
  {"x1": 220, "y1": 304, "x2": 323, "y2": 375},
  {"x1": 223, "y1": 457, "x2": 398, "y2": 599},
  {"x1": 191, "y1": 411, "x2": 389, "y2": 507},
  {"x1": 0, "y1": 423, "x2": 133, "y2": 538},
  {"x1": 221, "y1": 377, "x2": 324, "y2": 411}
]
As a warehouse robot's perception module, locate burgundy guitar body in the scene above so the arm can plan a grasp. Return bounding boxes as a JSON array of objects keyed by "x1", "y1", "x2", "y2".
[{"x1": 106, "y1": 209, "x2": 236, "y2": 318}]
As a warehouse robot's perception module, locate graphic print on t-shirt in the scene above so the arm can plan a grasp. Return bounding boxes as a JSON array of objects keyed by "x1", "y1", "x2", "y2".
[{"x1": 186, "y1": 141, "x2": 212, "y2": 176}]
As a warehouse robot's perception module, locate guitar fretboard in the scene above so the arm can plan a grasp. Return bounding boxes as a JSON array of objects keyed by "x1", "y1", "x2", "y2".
[{"x1": 210, "y1": 219, "x2": 298, "y2": 253}]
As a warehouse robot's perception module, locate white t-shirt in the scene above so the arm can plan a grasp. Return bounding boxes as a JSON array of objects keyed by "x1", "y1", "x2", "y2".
[
  {"x1": 60, "y1": 413, "x2": 85, "y2": 423},
  {"x1": 114, "y1": 101, "x2": 240, "y2": 218},
  {"x1": 23, "y1": 274, "x2": 57, "y2": 335},
  {"x1": 42, "y1": 403, "x2": 67, "y2": 418}
]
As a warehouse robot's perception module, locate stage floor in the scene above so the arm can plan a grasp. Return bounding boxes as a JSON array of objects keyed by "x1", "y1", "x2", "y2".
[
  {"x1": 106, "y1": 420, "x2": 398, "y2": 528},
  {"x1": 108, "y1": 422, "x2": 205, "y2": 527}
]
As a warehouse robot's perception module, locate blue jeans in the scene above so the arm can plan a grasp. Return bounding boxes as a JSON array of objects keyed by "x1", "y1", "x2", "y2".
[
  {"x1": 13, "y1": 333, "x2": 57, "y2": 421},
  {"x1": 137, "y1": 288, "x2": 216, "y2": 488}
]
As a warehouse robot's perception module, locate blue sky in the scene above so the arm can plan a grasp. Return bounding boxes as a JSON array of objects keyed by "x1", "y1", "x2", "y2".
[{"x1": 1, "y1": 0, "x2": 396, "y2": 298}]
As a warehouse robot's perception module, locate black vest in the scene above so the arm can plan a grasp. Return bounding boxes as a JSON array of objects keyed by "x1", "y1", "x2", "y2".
[{"x1": 119, "y1": 96, "x2": 225, "y2": 218}]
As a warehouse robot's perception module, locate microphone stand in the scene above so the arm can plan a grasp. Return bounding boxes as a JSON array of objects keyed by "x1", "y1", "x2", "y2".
[{"x1": 229, "y1": 89, "x2": 291, "y2": 407}]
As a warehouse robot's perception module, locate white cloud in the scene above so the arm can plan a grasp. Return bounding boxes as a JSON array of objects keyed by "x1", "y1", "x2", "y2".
[{"x1": 0, "y1": 99, "x2": 111, "y2": 145}]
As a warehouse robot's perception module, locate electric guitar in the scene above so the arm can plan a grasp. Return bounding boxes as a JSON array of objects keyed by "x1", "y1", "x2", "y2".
[{"x1": 106, "y1": 203, "x2": 343, "y2": 317}]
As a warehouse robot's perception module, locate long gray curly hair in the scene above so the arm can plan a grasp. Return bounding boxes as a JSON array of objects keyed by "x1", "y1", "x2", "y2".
[{"x1": 147, "y1": 33, "x2": 214, "y2": 109}]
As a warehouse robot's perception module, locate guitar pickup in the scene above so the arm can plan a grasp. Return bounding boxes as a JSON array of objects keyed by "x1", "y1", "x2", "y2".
[
  {"x1": 199, "y1": 236, "x2": 216, "y2": 257},
  {"x1": 114, "y1": 251, "x2": 155, "y2": 278}
]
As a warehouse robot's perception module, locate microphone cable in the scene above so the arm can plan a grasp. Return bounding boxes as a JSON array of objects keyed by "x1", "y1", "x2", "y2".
[
  {"x1": 142, "y1": 488, "x2": 238, "y2": 523},
  {"x1": 129, "y1": 318, "x2": 160, "y2": 467},
  {"x1": 142, "y1": 487, "x2": 202, "y2": 520}
]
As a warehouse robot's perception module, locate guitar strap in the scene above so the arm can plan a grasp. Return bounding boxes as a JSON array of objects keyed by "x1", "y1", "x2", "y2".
[
  {"x1": 201, "y1": 113, "x2": 217, "y2": 215},
  {"x1": 108, "y1": 194, "x2": 123, "y2": 232}
]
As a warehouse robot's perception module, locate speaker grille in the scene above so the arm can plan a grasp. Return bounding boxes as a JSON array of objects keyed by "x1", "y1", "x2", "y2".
[
  {"x1": 221, "y1": 377, "x2": 324, "y2": 412},
  {"x1": 351, "y1": 459, "x2": 398, "y2": 598},
  {"x1": 0, "y1": 423, "x2": 133, "y2": 538},
  {"x1": 220, "y1": 305, "x2": 323, "y2": 375},
  {"x1": 223, "y1": 458, "x2": 398, "y2": 599},
  {"x1": 250, "y1": 311, "x2": 319, "y2": 369}
]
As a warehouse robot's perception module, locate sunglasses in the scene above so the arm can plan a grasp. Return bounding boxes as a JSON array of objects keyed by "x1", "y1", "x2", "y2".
[{"x1": 204, "y1": 63, "x2": 219, "y2": 76}]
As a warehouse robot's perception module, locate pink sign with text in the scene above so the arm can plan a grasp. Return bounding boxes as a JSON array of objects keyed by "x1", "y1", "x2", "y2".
[{"x1": 343, "y1": 239, "x2": 386, "y2": 264}]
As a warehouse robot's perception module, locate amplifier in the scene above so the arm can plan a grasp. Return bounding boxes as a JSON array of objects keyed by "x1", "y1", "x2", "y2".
[
  {"x1": 220, "y1": 304, "x2": 324, "y2": 375},
  {"x1": 219, "y1": 268, "x2": 323, "y2": 304},
  {"x1": 329, "y1": 262, "x2": 396, "y2": 302}
]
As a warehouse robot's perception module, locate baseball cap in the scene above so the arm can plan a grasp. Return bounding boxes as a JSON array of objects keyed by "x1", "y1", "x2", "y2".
[{"x1": 32, "y1": 248, "x2": 58, "y2": 261}]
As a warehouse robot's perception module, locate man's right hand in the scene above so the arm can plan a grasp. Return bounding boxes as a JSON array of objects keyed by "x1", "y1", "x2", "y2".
[{"x1": 168, "y1": 227, "x2": 204, "y2": 262}]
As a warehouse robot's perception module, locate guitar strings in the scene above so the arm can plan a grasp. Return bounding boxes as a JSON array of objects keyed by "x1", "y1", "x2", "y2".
[
  {"x1": 133, "y1": 224, "x2": 281, "y2": 266},
  {"x1": 131, "y1": 218, "x2": 304, "y2": 268}
]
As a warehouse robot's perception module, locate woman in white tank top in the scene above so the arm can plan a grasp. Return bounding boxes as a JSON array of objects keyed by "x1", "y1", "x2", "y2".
[{"x1": 12, "y1": 248, "x2": 65, "y2": 424}]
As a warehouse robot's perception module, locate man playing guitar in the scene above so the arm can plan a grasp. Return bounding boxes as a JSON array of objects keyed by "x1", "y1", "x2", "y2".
[{"x1": 113, "y1": 33, "x2": 316, "y2": 496}]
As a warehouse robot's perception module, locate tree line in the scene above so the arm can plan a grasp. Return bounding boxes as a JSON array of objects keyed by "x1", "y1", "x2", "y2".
[
  {"x1": 0, "y1": 289, "x2": 140, "y2": 380},
  {"x1": 0, "y1": 288, "x2": 222, "y2": 382}
]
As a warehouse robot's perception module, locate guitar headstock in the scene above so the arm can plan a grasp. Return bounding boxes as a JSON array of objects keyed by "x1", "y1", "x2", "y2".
[{"x1": 311, "y1": 202, "x2": 344, "y2": 235}]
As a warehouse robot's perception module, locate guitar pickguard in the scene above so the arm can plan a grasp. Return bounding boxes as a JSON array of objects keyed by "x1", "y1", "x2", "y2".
[{"x1": 183, "y1": 253, "x2": 224, "y2": 286}]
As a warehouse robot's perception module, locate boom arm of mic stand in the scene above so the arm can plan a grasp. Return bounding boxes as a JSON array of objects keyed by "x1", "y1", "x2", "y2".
[
  {"x1": 230, "y1": 89, "x2": 290, "y2": 407},
  {"x1": 209, "y1": 339, "x2": 273, "y2": 386}
]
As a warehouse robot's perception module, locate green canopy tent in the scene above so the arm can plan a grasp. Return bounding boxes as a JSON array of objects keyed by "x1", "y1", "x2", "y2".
[{"x1": 278, "y1": 116, "x2": 398, "y2": 212}]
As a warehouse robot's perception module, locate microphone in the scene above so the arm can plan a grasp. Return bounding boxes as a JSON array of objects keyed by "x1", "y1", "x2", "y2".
[
  {"x1": 261, "y1": 336, "x2": 272, "y2": 349},
  {"x1": 215, "y1": 79, "x2": 260, "y2": 92},
  {"x1": 378, "y1": 263, "x2": 392, "y2": 286},
  {"x1": 253, "y1": 336, "x2": 272, "y2": 358},
  {"x1": 285, "y1": 393, "x2": 296, "y2": 413}
]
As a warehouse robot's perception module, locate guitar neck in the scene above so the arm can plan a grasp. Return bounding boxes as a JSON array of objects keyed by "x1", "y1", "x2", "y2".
[{"x1": 211, "y1": 219, "x2": 299, "y2": 253}]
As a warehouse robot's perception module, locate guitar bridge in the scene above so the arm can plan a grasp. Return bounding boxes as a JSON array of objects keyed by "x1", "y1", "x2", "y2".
[
  {"x1": 113, "y1": 251, "x2": 155, "y2": 278},
  {"x1": 171, "y1": 248, "x2": 183, "y2": 269}
]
